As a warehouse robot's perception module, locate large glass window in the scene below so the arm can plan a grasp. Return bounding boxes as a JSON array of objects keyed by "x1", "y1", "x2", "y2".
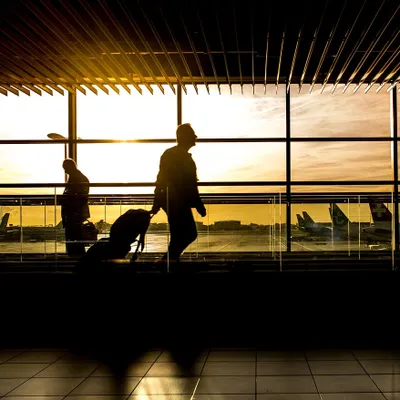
[
  {"x1": 77, "y1": 85, "x2": 177, "y2": 139},
  {"x1": 183, "y1": 84, "x2": 286, "y2": 138},
  {"x1": 291, "y1": 84, "x2": 390, "y2": 137},
  {"x1": 291, "y1": 142, "x2": 391, "y2": 182},
  {"x1": 0, "y1": 145, "x2": 65, "y2": 184},
  {"x1": 0, "y1": 93, "x2": 67, "y2": 140}
]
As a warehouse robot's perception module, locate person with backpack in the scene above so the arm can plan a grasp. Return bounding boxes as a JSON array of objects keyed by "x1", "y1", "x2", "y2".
[
  {"x1": 150, "y1": 123, "x2": 207, "y2": 264},
  {"x1": 60, "y1": 158, "x2": 90, "y2": 256}
]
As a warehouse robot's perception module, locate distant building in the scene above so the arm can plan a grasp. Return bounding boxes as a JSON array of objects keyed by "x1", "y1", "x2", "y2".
[{"x1": 214, "y1": 220, "x2": 241, "y2": 230}]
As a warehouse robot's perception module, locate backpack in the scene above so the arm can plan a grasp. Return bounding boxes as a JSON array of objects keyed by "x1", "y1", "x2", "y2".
[
  {"x1": 77, "y1": 209, "x2": 151, "y2": 273},
  {"x1": 109, "y1": 209, "x2": 151, "y2": 260}
]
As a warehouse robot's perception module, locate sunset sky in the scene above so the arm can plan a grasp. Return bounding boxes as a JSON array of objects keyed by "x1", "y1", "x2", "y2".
[{"x1": 0, "y1": 83, "x2": 396, "y2": 226}]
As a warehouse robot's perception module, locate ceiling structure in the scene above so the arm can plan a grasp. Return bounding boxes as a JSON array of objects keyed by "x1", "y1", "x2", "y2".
[{"x1": 0, "y1": 0, "x2": 399, "y2": 96}]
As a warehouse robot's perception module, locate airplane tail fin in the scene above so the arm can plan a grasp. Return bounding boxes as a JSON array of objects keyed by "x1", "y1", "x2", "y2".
[
  {"x1": 329, "y1": 203, "x2": 349, "y2": 228},
  {"x1": 0, "y1": 213, "x2": 10, "y2": 231},
  {"x1": 296, "y1": 214, "x2": 305, "y2": 228},
  {"x1": 302, "y1": 211, "x2": 315, "y2": 224},
  {"x1": 369, "y1": 202, "x2": 392, "y2": 223}
]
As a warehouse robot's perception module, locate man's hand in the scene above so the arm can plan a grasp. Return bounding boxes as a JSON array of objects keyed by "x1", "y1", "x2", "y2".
[
  {"x1": 196, "y1": 204, "x2": 207, "y2": 217},
  {"x1": 150, "y1": 205, "x2": 160, "y2": 216}
]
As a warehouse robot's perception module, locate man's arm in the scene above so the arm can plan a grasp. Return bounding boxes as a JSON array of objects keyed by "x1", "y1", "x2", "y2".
[{"x1": 151, "y1": 155, "x2": 167, "y2": 214}]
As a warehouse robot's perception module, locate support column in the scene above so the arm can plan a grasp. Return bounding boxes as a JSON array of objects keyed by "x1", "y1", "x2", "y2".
[
  {"x1": 177, "y1": 84, "x2": 182, "y2": 126},
  {"x1": 286, "y1": 83, "x2": 291, "y2": 253},
  {"x1": 68, "y1": 89, "x2": 77, "y2": 161},
  {"x1": 390, "y1": 85, "x2": 398, "y2": 256}
]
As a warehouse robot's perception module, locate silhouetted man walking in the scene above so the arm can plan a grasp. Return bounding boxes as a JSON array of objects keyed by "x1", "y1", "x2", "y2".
[
  {"x1": 151, "y1": 123, "x2": 206, "y2": 263},
  {"x1": 61, "y1": 158, "x2": 90, "y2": 256}
]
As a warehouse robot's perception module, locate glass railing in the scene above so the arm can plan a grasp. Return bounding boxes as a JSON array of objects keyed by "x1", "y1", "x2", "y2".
[{"x1": 0, "y1": 185, "x2": 396, "y2": 271}]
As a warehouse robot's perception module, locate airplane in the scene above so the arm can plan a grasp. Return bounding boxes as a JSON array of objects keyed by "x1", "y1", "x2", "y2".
[
  {"x1": 362, "y1": 202, "x2": 391, "y2": 244},
  {"x1": 329, "y1": 203, "x2": 391, "y2": 248},
  {"x1": 297, "y1": 211, "x2": 333, "y2": 237},
  {"x1": 0, "y1": 213, "x2": 65, "y2": 242}
]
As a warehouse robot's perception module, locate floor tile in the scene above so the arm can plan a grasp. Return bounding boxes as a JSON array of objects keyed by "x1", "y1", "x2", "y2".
[
  {"x1": 382, "y1": 394, "x2": 400, "y2": 399},
  {"x1": 320, "y1": 394, "x2": 386, "y2": 399},
  {"x1": 196, "y1": 377, "x2": 255, "y2": 394},
  {"x1": 7, "y1": 377, "x2": 84, "y2": 396},
  {"x1": 129, "y1": 395, "x2": 192, "y2": 400},
  {"x1": 133, "y1": 377, "x2": 198, "y2": 395},
  {"x1": 65, "y1": 396, "x2": 127, "y2": 400},
  {"x1": 361, "y1": 360, "x2": 400, "y2": 374},
  {"x1": 257, "y1": 352, "x2": 306, "y2": 362},
  {"x1": 0, "y1": 378, "x2": 27, "y2": 396},
  {"x1": 257, "y1": 362, "x2": 310, "y2": 376},
  {"x1": 69, "y1": 377, "x2": 140, "y2": 395},
  {"x1": 256, "y1": 376, "x2": 317, "y2": 394},
  {"x1": 0, "y1": 363, "x2": 48, "y2": 378},
  {"x1": 0, "y1": 352, "x2": 21, "y2": 364},
  {"x1": 370, "y1": 374, "x2": 400, "y2": 392},
  {"x1": 308, "y1": 361, "x2": 365, "y2": 375},
  {"x1": 305, "y1": 351, "x2": 355, "y2": 361},
  {"x1": 315, "y1": 375, "x2": 379, "y2": 393},
  {"x1": 5, "y1": 397, "x2": 64, "y2": 400},
  {"x1": 93, "y1": 363, "x2": 152, "y2": 377},
  {"x1": 147, "y1": 362, "x2": 204, "y2": 376},
  {"x1": 208, "y1": 351, "x2": 256, "y2": 362},
  {"x1": 193, "y1": 396, "x2": 255, "y2": 400},
  {"x1": 7, "y1": 352, "x2": 64, "y2": 363},
  {"x1": 202, "y1": 362, "x2": 255, "y2": 376},
  {"x1": 56, "y1": 353, "x2": 100, "y2": 363},
  {"x1": 36, "y1": 362, "x2": 98, "y2": 377},
  {"x1": 354, "y1": 350, "x2": 400, "y2": 360},
  {"x1": 257, "y1": 395, "x2": 321, "y2": 400},
  {"x1": 133, "y1": 351, "x2": 163, "y2": 363},
  {"x1": 157, "y1": 351, "x2": 208, "y2": 363}
]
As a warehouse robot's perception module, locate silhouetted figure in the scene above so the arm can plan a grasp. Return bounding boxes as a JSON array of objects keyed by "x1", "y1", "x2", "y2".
[
  {"x1": 61, "y1": 158, "x2": 90, "y2": 256},
  {"x1": 151, "y1": 123, "x2": 206, "y2": 264}
]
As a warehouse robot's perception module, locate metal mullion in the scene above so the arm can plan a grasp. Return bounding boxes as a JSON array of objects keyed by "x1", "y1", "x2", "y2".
[
  {"x1": 390, "y1": 85, "x2": 399, "y2": 254},
  {"x1": 197, "y1": 4, "x2": 220, "y2": 94},
  {"x1": 65, "y1": 0, "x2": 142, "y2": 94},
  {"x1": 25, "y1": 0, "x2": 120, "y2": 94},
  {"x1": 214, "y1": 3, "x2": 231, "y2": 93},
  {"x1": 321, "y1": 0, "x2": 367, "y2": 93},
  {"x1": 286, "y1": 83, "x2": 291, "y2": 253},
  {"x1": 161, "y1": 7, "x2": 198, "y2": 94},
  {"x1": 343, "y1": 3, "x2": 400, "y2": 93},
  {"x1": 68, "y1": 90, "x2": 77, "y2": 161},
  {"x1": 0, "y1": 84, "x2": 19, "y2": 96},
  {"x1": 177, "y1": 84, "x2": 182, "y2": 125},
  {"x1": 332, "y1": 0, "x2": 383, "y2": 93},
  {"x1": 354, "y1": 31, "x2": 400, "y2": 93},
  {"x1": 1, "y1": 137, "x2": 392, "y2": 144},
  {"x1": 139, "y1": 2, "x2": 187, "y2": 94},
  {"x1": 180, "y1": 11, "x2": 209, "y2": 93},
  {"x1": 116, "y1": 0, "x2": 176, "y2": 94},
  {"x1": 365, "y1": 54, "x2": 400, "y2": 93},
  {"x1": 299, "y1": 0, "x2": 328, "y2": 93}
]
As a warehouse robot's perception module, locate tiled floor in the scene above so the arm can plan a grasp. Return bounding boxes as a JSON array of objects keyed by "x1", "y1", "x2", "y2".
[{"x1": 1, "y1": 348, "x2": 400, "y2": 399}]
